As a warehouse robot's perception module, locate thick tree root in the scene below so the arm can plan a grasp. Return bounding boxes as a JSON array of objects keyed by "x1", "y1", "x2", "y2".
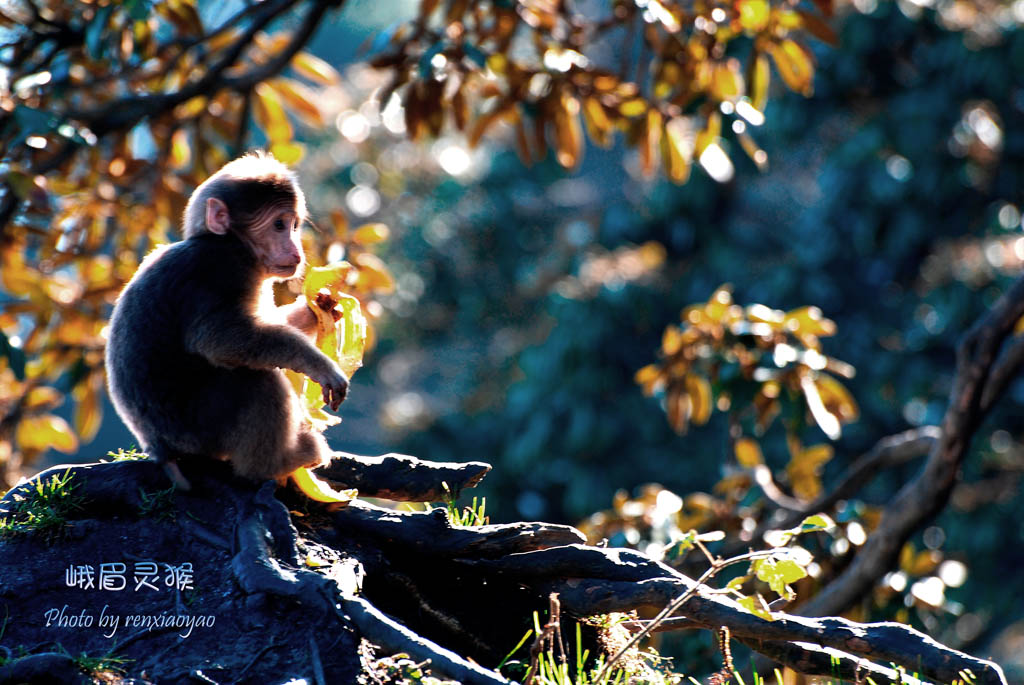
[
  {"x1": 1, "y1": 459, "x2": 1007, "y2": 685},
  {"x1": 318, "y1": 451, "x2": 491, "y2": 501},
  {"x1": 332, "y1": 498, "x2": 586, "y2": 557}
]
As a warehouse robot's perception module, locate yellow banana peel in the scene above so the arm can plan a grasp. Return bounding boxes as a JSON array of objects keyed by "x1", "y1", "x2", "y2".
[{"x1": 291, "y1": 466, "x2": 357, "y2": 504}]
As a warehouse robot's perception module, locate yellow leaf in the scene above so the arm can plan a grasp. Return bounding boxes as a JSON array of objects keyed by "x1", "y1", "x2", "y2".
[
  {"x1": 704, "y1": 283, "x2": 732, "y2": 321},
  {"x1": 663, "y1": 116, "x2": 693, "y2": 184},
  {"x1": 685, "y1": 374, "x2": 712, "y2": 425},
  {"x1": 910, "y1": 549, "x2": 941, "y2": 576},
  {"x1": 291, "y1": 467, "x2": 357, "y2": 504},
  {"x1": 737, "y1": 594, "x2": 774, "y2": 621},
  {"x1": 748, "y1": 54, "x2": 770, "y2": 112},
  {"x1": 737, "y1": 131, "x2": 767, "y2": 170},
  {"x1": 554, "y1": 95, "x2": 583, "y2": 171},
  {"x1": 206, "y1": 26, "x2": 242, "y2": 53},
  {"x1": 737, "y1": 0, "x2": 770, "y2": 31},
  {"x1": 786, "y1": 443, "x2": 833, "y2": 500},
  {"x1": 270, "y1": 141, "x2": 304, "y2": 165},
  {"x1": 582, "y1": 96, "x2": 613, "y2": 148},
  {"x1": 666, "y1": 390, "x2": 690, "y2": 434},
  {"x1": 735, "y1": 437, "x2": 764, "y2": 467},
  {"x1": 351, "y1": 223, "x2": 390, "y2": 245},
  {"x1": 662, "y1": 326, "x2": 684, "y2": 356},
  {"x1": 169, "y1": 129, "x2": 190, "y2": 170},
  {"x1": 269, "y1": 77, "x2": 325, "y2": 128},
  {"x1": 1014, "y1": 315, "x2": 1024, "y2": 335},
  {"x1": 173, "y1": 95, "x2": 207, "y2": 119},
  {"x1": 73, "y1": 373, "x2": 104, "y2": 443},
  {"x1": 634, "y1": 364, "x2": 664, "y2": 396},
  {"x1": 16, "y1": 414, "x2": 79, "y2": 454},
  {"x1": 619, "y1": 98, "x2": 648, "y2": 118},
  {"x1": 291, "y1": 51, "x2": 341, "y2": 87},
  {"x1": 784, "y1": 306, "x2": 836, "y2": 338},
  {"x1": 695, "y1": 112, "x2": 721, "y2": 157},
  {"x1": 710, "y1": 61, "x2": 744, "y2": 102},
  {"x1": 814, "y1": 373, "x2": 859, "y2": 423},
  {"x1": 253, "y1": 82, "x2": 293, "y2": 144},
  {"x1": 768, "y1": 39, "x2": 815, "y2": 96},
  {"x1": 354, "y1": 252, "x2": 396, "y2": 294},
  {"x1": 899, "y1": 543, "x2": 916, "y2": 573},
  {"x1": 639, "y1": 108, "x2": 662, "y2": 177},
  {"x1": 25, "y1": 387, "x2": 62, "y2": 410}
]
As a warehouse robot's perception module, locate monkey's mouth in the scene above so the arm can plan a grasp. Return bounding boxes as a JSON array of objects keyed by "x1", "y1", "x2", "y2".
[{"x1": 268, "y1": 263, "x2": 300, "y2": 278}]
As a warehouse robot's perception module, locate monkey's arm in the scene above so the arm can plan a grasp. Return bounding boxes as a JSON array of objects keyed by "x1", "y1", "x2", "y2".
[
  {"x1": 278, "y1": 297, "x2": 317, "y2": 337},
  {"x1": 185, "y1": 313, "x2": 348, "y2": 409}
]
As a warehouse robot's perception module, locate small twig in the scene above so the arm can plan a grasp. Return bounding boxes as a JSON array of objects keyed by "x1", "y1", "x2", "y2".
[{"x1": 594, "y1": 548, "x2": 779, "y2": 682}]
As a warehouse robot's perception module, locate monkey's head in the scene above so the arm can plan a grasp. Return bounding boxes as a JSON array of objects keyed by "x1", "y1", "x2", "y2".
[{"x1": 183, "y1": 152, "x2": 309, "y2": 279}]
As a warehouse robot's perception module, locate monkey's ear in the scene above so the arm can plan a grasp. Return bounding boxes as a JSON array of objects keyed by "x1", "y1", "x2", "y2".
[{"x1": 205, "y1": 197, "x2": 231, "y2": 235}]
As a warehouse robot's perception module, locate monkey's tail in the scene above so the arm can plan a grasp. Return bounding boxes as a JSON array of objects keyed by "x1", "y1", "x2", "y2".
[{"x1": 148, "y1": 443, "x2": 194, "y2": 491}]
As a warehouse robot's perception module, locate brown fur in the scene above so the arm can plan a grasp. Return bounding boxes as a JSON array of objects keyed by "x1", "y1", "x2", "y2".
[{"x1": 105, "y1": 153, "x2": 347, "y2": 485}]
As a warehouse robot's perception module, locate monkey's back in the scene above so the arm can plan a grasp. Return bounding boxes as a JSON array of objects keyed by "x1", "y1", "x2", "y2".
[{"x1": 106, "y1": 235, "x2": 265, "y2": 457}]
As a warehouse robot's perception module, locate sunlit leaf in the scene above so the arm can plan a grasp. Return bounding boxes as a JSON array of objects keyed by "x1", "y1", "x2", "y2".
[
  {"x1": 270, "y1": 78, "x2": 325, "y2": 128},
  {"x1": 635, "y1": 364, "x2": 664, "y2": 396},
  {"x1": 270, "y1": 141, "x2": 304, "y2": 165},
  {"x1": 582, "y1": 96, "x2": 614, "y2": 148},
  {"x1": 25, "y1": 386, "x2": 62, "y2": 410},
  {"x1": 253, "y1": 82, "x2": 293, "y2": 144},
  {"x1": 800, "y1": 374, "x2": 841, "y2": 440},
  {"x1": 814, "y1": 373, "x2": 859, "y2": 423},
  {"x1": 16, "y1": 414, "x2": 78, "y2": 453},
  {"x1": 663, "y1": 116, "x2": 693, "y2": 184},
  {"x1": 351, "y1": 223, "x2": 390, "y2": 245},
  {"x1": 754, "y1": 557, "x2": 807, "y2": 599},
  {"x1": 784, "y1": 306, "x2": 836, "y2": 338},
  {"x1": 737, "y1": 0, "x2": 771, "y2": 31},
  {"x1": 169, "y1": 129, "x2": 191, "y2": 170},
  {"x1": 768, "y1": 39, "x2": 815, "y2": 96},
  {"x1": 554, "y1": 95, "x2": 584, "y2": 171},
  {"x1": 619, "y1": 98, "x2": 648, "y2": 118},
  {"x1": 695, "y1": 112, "x2": 722, "y2": 157},
  {"x1": 666, "y1": 389, "x2": 691, "y2": 434},
  {"x1": 354, "y1": 252, "x2": 396, "y2": 293},
  {"x1": 735, "y1": 437, "x2": 764, "y2": 467},
  {"x1": 799, "y1": 514, "x2": 835, "y2": 532},
  {"x1": 291, "y1": 52, "x2": 342, "y2": 87},
  {"x1": 710, "y1": 61, "x2": 744, "y2": 102},
  {"x1": 786, "y1": 442, "x2": 833, "y2": 500},
  {"x1": 737, "y1": 594, "x2": 774, "y2": 621},
  {"x1": 73, "y1": 376, "x2": 103, "y2": 443},
  {"x1": 748, "y1": 54, "x2": 771, "y2": 112},
  {"x1": 685, "y1": 373, "x2": 712, "y2": 425},
  {"x1": 639, "y1": 108, "x2": 662, "y2": 177}
]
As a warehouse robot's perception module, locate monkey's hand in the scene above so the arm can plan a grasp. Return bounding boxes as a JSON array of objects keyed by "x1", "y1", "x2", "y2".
[{"x1": 310, "y1": 361, "x2": 349, "y2": 411}]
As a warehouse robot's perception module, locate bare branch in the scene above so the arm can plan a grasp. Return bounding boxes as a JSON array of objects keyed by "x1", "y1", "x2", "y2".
[{"x1": 802, "y1": 275, "x2": 1024, "y2": 618}]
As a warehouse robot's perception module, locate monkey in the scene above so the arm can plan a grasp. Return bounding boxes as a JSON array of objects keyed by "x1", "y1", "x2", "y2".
[{"x1": 105, "y1": 152, "x2": 349, "y2": 488}]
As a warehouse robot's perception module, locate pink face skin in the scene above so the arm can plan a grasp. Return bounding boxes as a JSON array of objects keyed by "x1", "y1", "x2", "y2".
[{"x1": 205, "y1": 197, "x2": 305, "y2": 279}]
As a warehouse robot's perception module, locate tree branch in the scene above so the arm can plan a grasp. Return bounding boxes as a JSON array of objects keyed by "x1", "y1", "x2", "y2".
[{"x1": 802, "y1": 274, "x2": 1024, "y2": 618}]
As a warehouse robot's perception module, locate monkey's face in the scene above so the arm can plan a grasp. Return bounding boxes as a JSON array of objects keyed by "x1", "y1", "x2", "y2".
[{"x1": 249, "y1": 209, "x2": 305, "y2": 279}]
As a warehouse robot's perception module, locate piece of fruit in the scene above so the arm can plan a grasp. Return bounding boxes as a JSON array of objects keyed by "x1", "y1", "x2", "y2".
[{"x1": 291, "y1": 467, "x2": 357, "y2": 504}]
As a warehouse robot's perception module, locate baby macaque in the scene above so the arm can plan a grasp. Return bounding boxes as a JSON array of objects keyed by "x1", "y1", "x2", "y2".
[{"x1": 106, "y1": 153, "x2": 347, "y2": 487}]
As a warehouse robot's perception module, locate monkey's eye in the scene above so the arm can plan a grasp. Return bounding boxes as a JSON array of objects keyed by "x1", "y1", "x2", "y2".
[{"x1": 273, "y1": 218, "x2": 287, "y2": 232}]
